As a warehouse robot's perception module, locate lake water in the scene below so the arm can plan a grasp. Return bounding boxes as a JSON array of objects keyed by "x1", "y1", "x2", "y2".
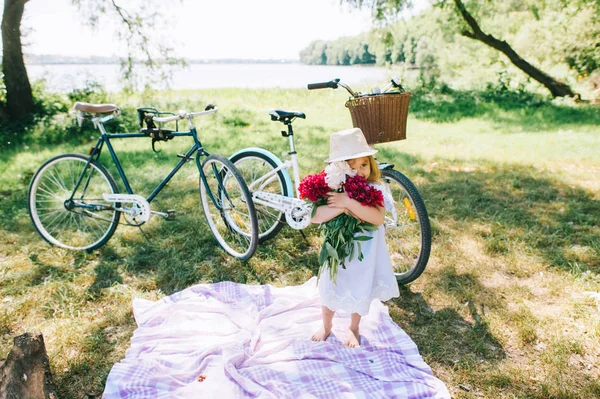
[{"x1": 26, "y1": 63, "x2": 391, "y2": 92}]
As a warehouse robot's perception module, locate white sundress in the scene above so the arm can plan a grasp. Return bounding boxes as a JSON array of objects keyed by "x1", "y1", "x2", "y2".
[{"x1": 318, "y1": 184, "x2": 400, "y2": 316}]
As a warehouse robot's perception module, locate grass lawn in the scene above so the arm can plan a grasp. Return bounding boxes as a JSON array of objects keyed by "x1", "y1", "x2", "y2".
[{"x1": 1, "y1": 87, "x2": 599, "y2": 398}]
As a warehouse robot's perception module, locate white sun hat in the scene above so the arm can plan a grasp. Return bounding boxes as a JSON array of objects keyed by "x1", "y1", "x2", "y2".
[{"x1": 324, "y1": 127, "x2": 377, "y2": 163}]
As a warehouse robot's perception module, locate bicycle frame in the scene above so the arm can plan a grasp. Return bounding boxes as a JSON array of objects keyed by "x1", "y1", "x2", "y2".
[
  {"x1": 237, "y1": 119, "x2": 399, "y2": 231},
  {"x1": 244, "y1": 118, "x2": 393, "y2": 197},
  {"x1": 246, "y1": 124, "x2": 300, "y2": 195},
  {"x1": 69, "y1": 110, "x2": 224, "y2": 213}
]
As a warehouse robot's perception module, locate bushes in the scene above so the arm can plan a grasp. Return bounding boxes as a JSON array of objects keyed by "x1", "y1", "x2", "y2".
[{"x1": 0, "y1": 80, "x2": 124, "y2": 150}]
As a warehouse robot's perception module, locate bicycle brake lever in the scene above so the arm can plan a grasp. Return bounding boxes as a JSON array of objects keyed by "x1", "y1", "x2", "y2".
[{"x1": 151, "y1": 138, "x2": 161, "y2": 153}]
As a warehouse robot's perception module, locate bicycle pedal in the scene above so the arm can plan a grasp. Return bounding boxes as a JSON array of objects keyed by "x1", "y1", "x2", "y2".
[{"x1": 165, "y1": 210, "x2": 176, "y2": 220}]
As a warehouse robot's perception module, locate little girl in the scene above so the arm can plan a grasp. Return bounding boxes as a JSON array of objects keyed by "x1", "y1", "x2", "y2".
[{"x1": 311, "y1": 127, "x2": 400, "y2": 348}]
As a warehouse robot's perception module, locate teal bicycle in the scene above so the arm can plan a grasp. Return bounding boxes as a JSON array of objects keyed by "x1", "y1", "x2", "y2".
[{"x1": 28, "y1": 102, "x2": 259, "y2": 260}]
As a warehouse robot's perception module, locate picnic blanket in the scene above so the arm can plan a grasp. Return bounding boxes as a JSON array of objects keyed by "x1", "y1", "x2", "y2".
[{"x1": 103, "y1": 278, "x2": 450, "y2": 398}]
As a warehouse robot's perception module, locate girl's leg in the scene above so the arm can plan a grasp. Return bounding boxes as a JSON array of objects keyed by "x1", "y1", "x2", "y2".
[
  {"x1": 344, "y1": 313, "x2": 361, "y2": 348},
  {"x1": 311, "y1": 306, "x2": 335, "y2": 342}
]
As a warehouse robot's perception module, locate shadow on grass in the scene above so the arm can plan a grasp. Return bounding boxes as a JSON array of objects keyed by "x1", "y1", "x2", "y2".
[
  {"x1": 118, "y1": 217, "x2": 220, "y2": 294},
  {"x1": 87, "y1": 262, "x2": 123, "y2": 299},
  {"x1": 421, "y1": 162, "x2": 600, "y2": 274},
  {"x1": 19, "y1": 150, "x2": 596, "y2": 296},
  {"x1": 53, "y1": 314, "x2": 135, "y2": 399},
  {"x1": 0, "y1": 252, "x2": 88, "y2": 295},
  {"x1": 117, "y1": 218, "x2": 317, "y2": 295},
  {"x1": 27, "y1": 263, "x2": 75, "y2": 286},
  {"x1": 391, "y1": 272, "x2": 506, "y2": 367}
]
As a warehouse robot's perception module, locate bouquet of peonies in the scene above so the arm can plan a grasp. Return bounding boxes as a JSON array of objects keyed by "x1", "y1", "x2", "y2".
[{"x1": 298, "y1": 161, "x2": 384, "y2": 283}]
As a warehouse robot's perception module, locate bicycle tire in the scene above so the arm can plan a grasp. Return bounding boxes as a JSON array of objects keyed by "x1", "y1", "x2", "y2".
[
  {"x1": 230, "y1": 150, "x2": 290, "y2": 242},
  {"x1": 28, "y1": 153, "x2": 120, "y2": 251},
  {"x1": 381, "y1": 169, "x2": 431, "y2": 284},
  {"x1": 199, "y1": 154, "x2": 258, "y2": 261}
]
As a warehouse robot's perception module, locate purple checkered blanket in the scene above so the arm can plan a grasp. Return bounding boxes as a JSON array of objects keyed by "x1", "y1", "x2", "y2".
[{"x1": 103, "y1": 278, "x2": 450, "y2": 398}]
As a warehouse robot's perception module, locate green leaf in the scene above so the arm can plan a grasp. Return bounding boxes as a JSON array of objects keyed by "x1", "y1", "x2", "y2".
[
  {"x1": 354, "y1": 235, "x2": 373, "y2": 241},
  {"x1": 361, "y1": 223, "x2": 379, "y2": 231},
  {"x1": 325, "y1": 241, "x2": 339, "y2": 260},
  {"x1": 318, "y1": 243, "x2": 327, "y2": 265},
  {"x1": 337, "y1": 231, "x2": 345, "y2": 246}
]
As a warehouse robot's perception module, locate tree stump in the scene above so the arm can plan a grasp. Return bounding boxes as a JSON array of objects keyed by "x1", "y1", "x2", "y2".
[{"x1": 0, "y1": 332, "x2": 57, "y2": 399}]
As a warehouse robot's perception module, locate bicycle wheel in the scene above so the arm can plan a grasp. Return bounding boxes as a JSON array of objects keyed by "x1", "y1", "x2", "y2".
[
  {"x1": 199, "y1": 154, "x2": 258, "y2": 261},
  {"x1": 230, "y1": 150, "x2": 290, "y2": 242},
  {"x1": 381, "y1": 169, "x2": 431, "y2": 284},
  {"x1": 28, "y1": 153, "x2": 120, "y2": 251}
]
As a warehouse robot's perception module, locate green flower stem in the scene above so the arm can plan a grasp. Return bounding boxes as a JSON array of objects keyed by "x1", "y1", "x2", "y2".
[{"x1": 317, "y1": 213, "x2": 376, "y2": 284}]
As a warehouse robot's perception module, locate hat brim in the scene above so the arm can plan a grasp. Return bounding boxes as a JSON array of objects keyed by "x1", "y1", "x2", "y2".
[{"x1": 324, "y1": 149, "x2": 378, "y2": 163}]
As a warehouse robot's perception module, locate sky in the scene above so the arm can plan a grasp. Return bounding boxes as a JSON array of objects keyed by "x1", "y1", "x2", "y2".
[{"x1": 7, "y1": 0, "x2": 428, "y2": 60}]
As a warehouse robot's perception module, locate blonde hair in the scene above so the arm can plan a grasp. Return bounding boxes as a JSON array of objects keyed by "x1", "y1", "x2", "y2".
[{"x1": 366, "y1": 155, "x2": 380, "y2": 183}]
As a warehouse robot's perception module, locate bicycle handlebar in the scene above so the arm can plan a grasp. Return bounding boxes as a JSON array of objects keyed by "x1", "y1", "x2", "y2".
[
  {"x1": 152, "y1": 106, "x2": 218, "y2": 123},
  {"x1": 307, "y1": 79, "x2": 340, "y2": 90},
  {"x1": 307, "y1": 77, "x2": 404, "y2": 98}
]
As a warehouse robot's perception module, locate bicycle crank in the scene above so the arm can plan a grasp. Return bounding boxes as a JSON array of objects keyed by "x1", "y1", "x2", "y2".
[
  {"x1": 103, "y1": 194, "x2": 151, "y2": 224},
  {"x1": 253, "y1": 192, "x2": 312, "y2": 230}
]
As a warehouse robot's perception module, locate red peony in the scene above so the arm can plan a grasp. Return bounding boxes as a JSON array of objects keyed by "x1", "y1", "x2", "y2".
[
  {"x1": 298, "y1": 171, "x2": 330, "y2": 203},
  {"x1": 299, "y1": 169, "x2": 386, "y2": 284},
  {"x1": 344, "y1": 175, "x2": 384, "y2": 208}
]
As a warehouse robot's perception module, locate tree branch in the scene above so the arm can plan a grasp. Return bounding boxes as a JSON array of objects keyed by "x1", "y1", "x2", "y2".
[
  {"x1": 460, "y1": 29, "x2": 475, "y2": 39},
  {"x1": 453, "y1": 0, "x2": 483, "y2": 38},
  {"x1": 452, "y1": 0, "x2": 577, "y2": 98},
  {"x1": 111, "y1": 0, "x2": 134, "y2": 37}
]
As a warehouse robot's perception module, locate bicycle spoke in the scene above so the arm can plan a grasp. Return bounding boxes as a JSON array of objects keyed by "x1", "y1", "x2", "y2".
[
  {"x1": 46, "y1": 168, "x2": 70, "y2": 194},
  {"x1": 29, "y1": 155, "x2": 119, "y2": 251},
  {"x1": 231, "y1": 152, "x2": 288, "y2": 242},
  {"x1": 36, "y1": 206, "x2": 64, "y2": 213},
  {"x1": 42, "y1": 208, "x2": 68, "y2": 230},
  {"x1": 37, "y1": 182, "x2": 65, "y2": 201}
]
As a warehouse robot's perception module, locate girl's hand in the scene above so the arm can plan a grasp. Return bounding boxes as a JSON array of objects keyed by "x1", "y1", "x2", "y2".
[{"x1": 327, "y1": 192, "x2": 351, "y2": 209}]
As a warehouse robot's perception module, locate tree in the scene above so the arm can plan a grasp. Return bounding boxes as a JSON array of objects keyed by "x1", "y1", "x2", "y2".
[
  {"x1": 2, "y1": 0, "x2": 35, "y2": 120},
  {"x1": 299, "y1": 40, "x2": 328, "y2": 65},
  {"x1": 450, "y1": 0, "x2": 575, "y2": 97},
  {"x1": 1, "y1": 0, "x2": 181, "y2": 121},
  {"x1": 342, "y1": 0, "x2": 583, "y2": 97}
]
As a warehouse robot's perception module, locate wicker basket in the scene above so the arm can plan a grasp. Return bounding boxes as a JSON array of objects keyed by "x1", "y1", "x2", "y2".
[{"x1": 345, "y1": 92, "x2": 411, "y2": 144}]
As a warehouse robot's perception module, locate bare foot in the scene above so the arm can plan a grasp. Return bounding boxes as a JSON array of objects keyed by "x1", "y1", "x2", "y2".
[
  {"x1": 311, "y1": 326, "x2": 332, "y2": 342},
  {"x1": 344, "y1": 327, "x2": 360, "y2": 348}
]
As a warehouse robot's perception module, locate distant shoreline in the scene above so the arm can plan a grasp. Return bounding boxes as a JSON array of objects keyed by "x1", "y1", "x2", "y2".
[
  {"x1": 24, "y1": 54, "x2": 300, "y2": 65},
  {"x1": 25, "y1": 62, "x2": 390, "y2": 92}
]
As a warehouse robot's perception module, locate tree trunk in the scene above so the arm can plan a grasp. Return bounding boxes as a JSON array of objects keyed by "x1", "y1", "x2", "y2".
[
  {"x1": 2, "y1": 0, "x2": 35, "y2": 120},
  {"x1": 453, "y1": 0, "x2": 578, "y2": 98},
  {"x1": 0, "y1": 332, "x2": 58, "y2": 399}
]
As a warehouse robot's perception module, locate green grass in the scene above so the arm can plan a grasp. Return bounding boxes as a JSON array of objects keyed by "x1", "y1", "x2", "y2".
[{"x1": 1, "y1": 88, "x2": 599, "y2": 398}]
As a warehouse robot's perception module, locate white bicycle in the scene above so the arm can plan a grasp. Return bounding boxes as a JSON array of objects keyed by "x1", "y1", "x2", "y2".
[{"x1": 229, "y1": 78, "x2": 431, "y2": 284}]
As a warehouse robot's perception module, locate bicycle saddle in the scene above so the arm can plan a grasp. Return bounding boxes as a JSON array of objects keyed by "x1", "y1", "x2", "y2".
[
  {"x1": 74, "y1": 102, "x2": 120, "y2": 114},
  {"x1": 269, "y1": 109, "x2": 306, "y2": 123}
]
